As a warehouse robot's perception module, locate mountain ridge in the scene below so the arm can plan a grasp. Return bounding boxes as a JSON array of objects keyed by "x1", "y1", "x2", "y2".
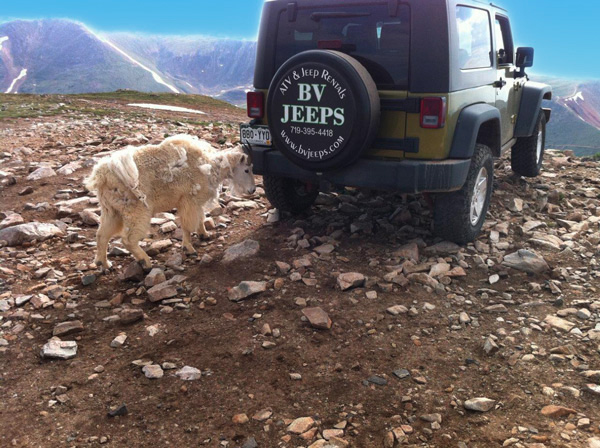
[{"x1": 0, "y1": 18, "x2": 255, "y2": 101}]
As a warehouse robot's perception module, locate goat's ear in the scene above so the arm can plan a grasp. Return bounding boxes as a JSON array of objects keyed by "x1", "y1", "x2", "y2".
[{"x1": 240, "y1": 154, "x2": 248, "y2": 165}]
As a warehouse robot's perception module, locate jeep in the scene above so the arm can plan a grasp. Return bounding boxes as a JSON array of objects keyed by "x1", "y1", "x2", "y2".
[{"x1": 241, "y1": 0, "x2": 552, "y2": 243}]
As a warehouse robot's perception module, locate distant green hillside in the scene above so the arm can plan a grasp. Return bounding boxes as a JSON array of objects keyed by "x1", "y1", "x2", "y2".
[{"x1": 0, "y1": 90, "x2": 240, "y2": 119}]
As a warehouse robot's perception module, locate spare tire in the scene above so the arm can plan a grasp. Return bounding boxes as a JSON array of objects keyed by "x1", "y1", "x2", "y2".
[{"x1": 267, "y1": 50, "x2": 380, "y2": 171}]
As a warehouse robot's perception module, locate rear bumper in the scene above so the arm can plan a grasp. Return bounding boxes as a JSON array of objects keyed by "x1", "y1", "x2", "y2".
[{"x1": 250, "y1": 147, "x2": 471, "y2": 194}]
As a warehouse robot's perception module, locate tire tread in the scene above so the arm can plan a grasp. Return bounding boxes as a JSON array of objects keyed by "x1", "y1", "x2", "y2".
[
  {"x1": 434, "y1": 144, "x2": 493, "y2": 244},
  {"x1": 263, "y1": 175, "x2": 319, "y2": 214},
  {"x1": 511, "y1": 112, "x2": 546, "y2": 177}
]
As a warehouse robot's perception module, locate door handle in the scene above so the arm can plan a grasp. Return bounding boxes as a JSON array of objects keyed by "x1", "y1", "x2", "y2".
[{"x1": 494, "y1": 79, "x2": 507, "y2": 89}]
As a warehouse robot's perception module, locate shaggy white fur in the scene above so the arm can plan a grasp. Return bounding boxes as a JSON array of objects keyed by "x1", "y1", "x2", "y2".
[{"x1": 85, "y1": 134, "x2": 255, "y2": 269}]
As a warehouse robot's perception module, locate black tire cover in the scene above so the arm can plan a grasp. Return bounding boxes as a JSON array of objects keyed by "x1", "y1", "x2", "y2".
[{"x1": 267, "y1": 50, "x2": 380, "y2": 171}]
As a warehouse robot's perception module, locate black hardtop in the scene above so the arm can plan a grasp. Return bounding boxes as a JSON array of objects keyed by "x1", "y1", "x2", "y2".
[
  {"x1": 255, "y1": 0, "x2": 510, "y2": 94},
  {"x1": 262, "y1": 0, "x2": 506, "y2": 13}
]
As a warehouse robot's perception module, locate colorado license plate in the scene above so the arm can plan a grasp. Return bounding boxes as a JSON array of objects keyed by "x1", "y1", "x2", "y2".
[{"x1": 240, "y1": 124, "x2": 272, "y2": 146}]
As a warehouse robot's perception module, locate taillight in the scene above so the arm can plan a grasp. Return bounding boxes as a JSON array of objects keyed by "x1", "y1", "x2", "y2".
[
  {"x1": 420, "y1": 97, "x2": 447, "y2": 129},
  {"x1": 247, "y1": 91, "x2": 264, "y2": 119}
]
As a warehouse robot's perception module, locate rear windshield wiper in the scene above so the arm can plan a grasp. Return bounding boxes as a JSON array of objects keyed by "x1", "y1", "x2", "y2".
[{"x1": 310, "y1": 12, "x2": 371, "y2": 22}]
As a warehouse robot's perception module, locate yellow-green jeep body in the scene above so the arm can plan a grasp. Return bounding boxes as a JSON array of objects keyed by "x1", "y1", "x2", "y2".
[{"x1": 242, "y1": 0, "x2": 551, "y2": 242}]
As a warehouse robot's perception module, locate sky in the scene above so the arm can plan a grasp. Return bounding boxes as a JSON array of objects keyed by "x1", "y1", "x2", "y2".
[{"x1": 0, "y1": 0, "x2": 597, "y2": 79}]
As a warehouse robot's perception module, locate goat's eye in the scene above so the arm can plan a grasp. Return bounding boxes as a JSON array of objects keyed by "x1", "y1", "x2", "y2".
[{"x1": 244, "y1": 169, "x2": 249, "y2": 173}]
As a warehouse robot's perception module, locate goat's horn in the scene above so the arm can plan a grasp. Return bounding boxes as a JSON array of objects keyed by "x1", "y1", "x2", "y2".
[{"x1": 242, "y1": 143, "x2": 253, "y2": 162}]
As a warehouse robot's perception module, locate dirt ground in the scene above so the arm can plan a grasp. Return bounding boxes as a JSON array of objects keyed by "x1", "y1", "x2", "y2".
[{"x1": 0, "y1": 93, "x2": 599, "y2": 448}]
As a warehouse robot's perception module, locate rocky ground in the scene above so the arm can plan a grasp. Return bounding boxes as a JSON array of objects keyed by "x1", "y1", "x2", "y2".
[{"x1": 1, "y1": 93, "x2": 600, "y2": 448}]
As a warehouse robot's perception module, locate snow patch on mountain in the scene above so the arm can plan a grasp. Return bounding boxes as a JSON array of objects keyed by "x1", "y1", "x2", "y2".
[
  {"x1": 0, "y1": 36, "x2": 8, "y2": 50},
  {"x1": 566, "y1": 91, "x2": 585, "y2": 102},
  {"x1": 127, "y1": 103, "x2": 206, "y2": 115},
  {"x1": 92, "y1": 32, "x2": 180, "y2": 94},
  {"x1": 6, "y1": 68, "x2": 27, "y2": 93}
]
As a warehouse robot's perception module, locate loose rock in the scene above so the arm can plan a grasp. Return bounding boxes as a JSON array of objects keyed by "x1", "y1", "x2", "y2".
[
  {"x1": 288, "y1": 416, "x2": 315, "y2": 434},
  {"x1": 0, "y1": 222, "x2": 63, "y2": 246},
  {"x1": 175, "y1": 366, "x2": 201, "y2": 381},
  {"x1": 41, "y1": 340, "x2": 77, "y2": 360},
  {"x1": 147, "y1": 282, "x2": 178, "y2": 302},
  {"x1": 503, "y1": 249, "x2": 549, "y2": 274},
  {"x1": 464, "y1": 397, "x2": 496, "y2": 412},
  {"x1": 52, "y1": 320, "x2": 84, "y2": 337},
  {"x1": 302, "y1": 307, "x2": 332, "y2": 329},
  {"x1": 142, "y1": 364, "x2": 164, "y2": 379},
  {"x1": 337, "y1": 272, "x2": 365, "y2": 291},
  {"x1": 229, "y1": 281, "x2": 267, "y2": 302},
  {"x1": 222, "y1": 239, "x2": 260, "y2": 262}
]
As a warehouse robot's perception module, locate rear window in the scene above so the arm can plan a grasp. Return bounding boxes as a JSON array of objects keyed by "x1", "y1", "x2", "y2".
[{"x1": 275, "y1": 4, "x2": 410, "y2": 90}]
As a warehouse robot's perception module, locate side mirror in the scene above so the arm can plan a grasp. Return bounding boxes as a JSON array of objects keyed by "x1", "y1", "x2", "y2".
[{"x1": 516, "y1": 47, "x2": 534, "y2": 68}]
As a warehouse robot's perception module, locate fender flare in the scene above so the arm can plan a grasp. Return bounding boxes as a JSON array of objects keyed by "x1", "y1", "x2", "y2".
[
  {"x1": 514, "y1": 81, "x2": 552, "y2": 138},
  {"x1": 449, "y1": 103, "x2": 501, "y2": 159}
]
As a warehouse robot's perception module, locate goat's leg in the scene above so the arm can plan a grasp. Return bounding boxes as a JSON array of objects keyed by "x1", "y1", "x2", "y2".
[
  {"x1": 121, "y1": 206, "x2": 152, "y2": 269},
  {"x1": 196, "y1": 206, "x2": 210, "y2": 239},
  {"x1": 179, "y1": 198, "x2": 200, "y2": 255},
  {"x1": 94, "y1": 207, "x2": 123, "y2": 270}
]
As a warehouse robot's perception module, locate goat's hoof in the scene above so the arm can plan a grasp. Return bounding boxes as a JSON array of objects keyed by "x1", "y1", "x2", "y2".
[
  {"x1": 183, "y1": 247, "x2": 197, "y2": 256},
  {"x1": 95, "y1": 259, "x2": 112, "y2": 273},
  {"x1": 138, "y1": 260, "x2": 152, "y2": 272},
  {"x1": 199, "y1": 232, "x2": 212, "y2": 241}
]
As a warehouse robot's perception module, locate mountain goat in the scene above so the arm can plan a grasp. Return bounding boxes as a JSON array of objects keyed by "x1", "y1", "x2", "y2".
[{"x1": 85, "y1": 134, "x2": 255, "y2": 270}]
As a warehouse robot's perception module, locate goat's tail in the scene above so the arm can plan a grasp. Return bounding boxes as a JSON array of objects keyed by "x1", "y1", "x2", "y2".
[
  {"x1": 84, "y1": 160, "x2": 107, "y2": 193},
  {"x1": 85, "y1": 147, "x2": 148, "y2": 206}
]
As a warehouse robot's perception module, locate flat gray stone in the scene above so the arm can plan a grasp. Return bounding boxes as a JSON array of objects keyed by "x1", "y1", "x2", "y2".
[
  {"x1": 464, "y1": 397, "x2": 496, "y2": 412},
  {"x1": 393, "y1": 242, "x2": 419, "y2": 262},
  {"x1": 337, "y1": 272, "x2": 365, "y2": 291},
  {"x1": 367, "y1": 375, "x2": 387, "y2": 386},
  {"x1": 302, "y1": 307, "x2": 332, "y2": 329},
  {"x1": 582, "y1": 371, "x2": 600, "y2": 382},
  {"x1": 81, "y1": 274, "x2": 97, "y2": 286},
  {"x1": 144, "y1": 268, "x2": 166, "y2": 287},
  {"x1": 57, "y1": 161, "x2": 82, "y2": 176},
  {"x1": 0, "y1": 212, "x2": 24, "y2": 230},
  {"x1": 222, "y1": 239, "x2": 260, "y2": 263},
  {"x1": 146, "y1": 239, "x2": 172, "y2": 256},
  {"x1": 503, "y1": 249, "x2": 549, "y2": 274},
  {"x1": 387, "y1": 305, "x2": 409, "y2": 316},
  {"x1": 229, "y1": 281, "x2": 267, "y2": 302},
  {"x1": 142, "y1": 364, "x2": 164, "y2": 379},
  {"x1": 287, "y1": 417, "x2": 315, "y2": 434},
  {"x1": 119, "y1": 308, "x2": 144, "y2": 324},
  {"x1": 425, "y1": 241, "x2": 460, "y2": 255},
  {"x1": 41, "y1": 340, "x2": 77, "y2": 360},
  {"x1": 52, "y1": 321, "x2": 84, "y2": 337},
  {"x1": 175, "y1": 366, "x2": 201, "y2": 381},
  {"x1": 544, "y1": 315, "x2": 575, "y2": 332},
  {"x1": 27, "y1": 166, "x2": 56, "y2": 181},
  {"x1": 147, "y1": 282, "x2": 177, "y2": 302},
  {"x1": 110, "y1": 333, "x2": 127, "y2": 348},
  {"x1": 393, "y1": 369, "x2": 410, "y2": 379},
  {"x1": 0, "y1": 222, "x2": 63, "y2": 246}
]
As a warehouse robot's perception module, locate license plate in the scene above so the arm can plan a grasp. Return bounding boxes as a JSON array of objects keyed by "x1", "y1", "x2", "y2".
[{"x1": 240, "y1": 124, "x2": 272, "y2": 146}]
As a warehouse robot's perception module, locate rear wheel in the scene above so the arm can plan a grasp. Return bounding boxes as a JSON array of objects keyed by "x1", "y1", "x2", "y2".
[
  {"x1": 434, "y1": 144, "x2": 494, "y2": 244},
  {"x1": 511, "y1": 111, "x2": 546, "y2": 177},
  {"x1": 263, "y1": 175, "x2": 319, "y2": 214}
]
